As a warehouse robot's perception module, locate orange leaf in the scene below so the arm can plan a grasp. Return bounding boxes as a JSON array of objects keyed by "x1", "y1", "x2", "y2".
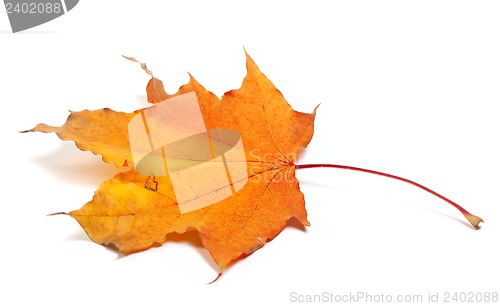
[{"x1": 27, "y1": 52, "x2": 317, "y2": 268}]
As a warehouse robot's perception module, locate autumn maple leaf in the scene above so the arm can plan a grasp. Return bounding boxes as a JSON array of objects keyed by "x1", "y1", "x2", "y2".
[
  {"x1": 23, "y1": 52, "x2": 482, "y2": 271},
  {"x1": 24, "y1": 53, "x2": 316, "y2": 268}
]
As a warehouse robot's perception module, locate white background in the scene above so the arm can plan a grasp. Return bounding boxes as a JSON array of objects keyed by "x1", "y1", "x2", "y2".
[{"x1": 1, "y1": 1, "x2": 499, "y2": 305}]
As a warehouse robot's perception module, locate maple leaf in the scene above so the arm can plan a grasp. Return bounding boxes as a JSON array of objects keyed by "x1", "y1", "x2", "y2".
[
  {"x1": 24, "y1": 52, "x2": 483, "y2": 272},
  {"x1": 24, "y1": 53, "x2": 317, "y2": 268}
]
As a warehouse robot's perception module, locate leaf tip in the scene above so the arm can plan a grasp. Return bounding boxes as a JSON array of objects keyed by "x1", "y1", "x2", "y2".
[
  {"x1": 207, "y1": 272, "x2": 223, "y2": 284},
  {"x1": 47, "y1": 212, "x2": 68, "y2": 217},
  {"x1": 121, "y1": 54, "x2": 135, "y2": 62},
  {"x1": 244, "y1": 51, "x2": 257, "y2": 70},
  {"x1": 125, "y1": 55, "x2": 153, "y2": 77},
  {"x1": 19, "y1": 123, "x2": 57, "y2": 134}
]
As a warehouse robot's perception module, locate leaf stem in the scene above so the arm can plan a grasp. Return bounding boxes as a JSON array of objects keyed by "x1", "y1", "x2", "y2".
[{"x1": 295, "y1": 163, "x2": 483, "y2": 229}]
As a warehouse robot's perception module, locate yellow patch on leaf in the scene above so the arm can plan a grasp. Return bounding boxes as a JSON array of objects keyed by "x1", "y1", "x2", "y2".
[{"x1": 23, "y1": 109, "x2": 136, "y2": 168}]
